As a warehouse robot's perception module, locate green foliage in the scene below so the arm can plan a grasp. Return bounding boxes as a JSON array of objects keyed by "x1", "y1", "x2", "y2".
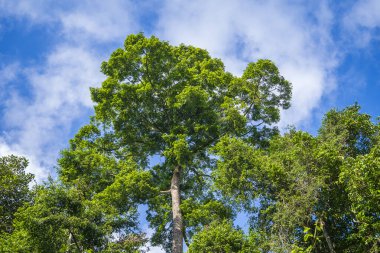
[
  {"x1": 91, "y1": 33, "x2": 291, "y2": 165},
  {"x1": 58, "y1": 123, "x2": 123, "y2": 195},
  {"x1": 11, "y1": 182, "x2": 101, "y2": 252},
  {"x1": 188, "y1": 220, "x2": 258, "y2": 253},
  {"x1": 1, "y1": 121, "x2": 155, "y2": 252},
  {"x1": 2, "y1": 33, "x2": 378, "y2": 253},
  {"x1": 103, "y1": 233, "x2": 149, "y2": 253},
  {"x1": 86, "y1": 33, "x2": 292, "y2": 251},
  {"x1": 319, "y1": 104, "x2": 377, "y2": 157},
  {"x1": 0, "y1": 155, "x2": 33, "y2": 234},
  {"x1": 341, "y1": 145, "x2": 380, "y2": 251},
  {"x1": 213, "y1": 105, "x2": 380, "y2": 252},
  {"x1": 212, "y1": 136, "x2": 266, "y2": 206},
  {"x1": 5, "y1": 178, "x2": 149, "y2": 252},
  {"x1": 181, "y1": 198, "x2": 234, "y2": 239},
  {"x1": 242, "y1": 60, "x2": 291, "y2": 124}
]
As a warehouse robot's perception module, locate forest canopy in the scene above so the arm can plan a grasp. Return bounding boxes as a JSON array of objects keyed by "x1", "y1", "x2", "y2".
[{"x1": 0, "y1": 34, "x2": 379, "y2": 253}]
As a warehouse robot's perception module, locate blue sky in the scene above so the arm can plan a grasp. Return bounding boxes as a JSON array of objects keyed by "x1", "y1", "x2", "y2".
[
  {"x1": 1, "y1": 0, "x2": 380, "y2": 180},
  {"x1": 1, "y1": 1, "x2": 380, "y2": 251}
]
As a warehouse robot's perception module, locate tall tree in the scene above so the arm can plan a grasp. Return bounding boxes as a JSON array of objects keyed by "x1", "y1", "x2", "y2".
[{"x1": 60, "y1": 33, "x2": 291, "y2": 252}]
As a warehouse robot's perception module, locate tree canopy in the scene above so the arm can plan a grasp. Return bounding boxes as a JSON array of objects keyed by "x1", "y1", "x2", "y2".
[
  {"x1": 213, "y1": 104, "x2": 380, "y2": 252},
  {"x1": 58, "y1": 33, "x2": 291, "y2": 253},
  {"x1": 1, "y1": 34, "x2": 379, "y2": 253}
]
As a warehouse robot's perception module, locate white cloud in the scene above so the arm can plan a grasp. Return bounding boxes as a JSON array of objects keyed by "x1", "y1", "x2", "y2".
[
  {"x1": 0, "y1": 0, "x2": 139, "y2": 181},
  {"x1": 0, "y1": 0, "x2": 138, "y2": 43},
  {"x1": 0, "y1": 0, "x2": 342, "y2": 179},
  {"x1": 346, "y1": 0, "x2": 380, "y2": 29},
  {"x1": 1, "y1": 45, "x2": 104, "y2": 181},
  {"x1": 1, "y1": 0, "x2": 340, "y2": 130},
  {"x1": 0, "y1": 63, "x2": 20, "y2": 84},
  {"x1": 0, "y1": 0, "x2": 48, "y2": 22},
  {"x1": 344, "y1": 0, "x2": 380, "y2": 46},
  {"x1": 59, "y1": 0, "x2": 137, "y2": 43},
  {"x1": 156, "y1": 0, "x2": 338, "y2": 127},
  {"x1": 0, "y1": 137, "x2": 45, "y2": 182}
]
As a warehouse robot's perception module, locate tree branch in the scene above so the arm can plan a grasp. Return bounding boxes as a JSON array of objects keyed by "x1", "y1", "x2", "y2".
[
  {"x1": 68, "y1": 228, "x2": 82, "y2": 253},
  {"x1": 183, "y1": 229, "x2": 190, "y2": 248},
  {"x1": 190, "y1": 167, "x2": 213, "y2": 180}
]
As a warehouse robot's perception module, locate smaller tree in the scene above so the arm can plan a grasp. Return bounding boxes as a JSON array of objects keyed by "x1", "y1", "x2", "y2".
[
  {"x1": 0, "y1": 155, "x2": 33, "y2": 234},
  {"x1": 3, "y1": 124, "x2": 154, "y2": 252},
  {"x1": 213, "y1": 105, "x2": 380, "y2": 252},
  {"x1": 188, "y1": 220, "x2": 258, "y2": 253},
  {"x1": 7, "y1": 178, "x2": 150, "y2": 253}
]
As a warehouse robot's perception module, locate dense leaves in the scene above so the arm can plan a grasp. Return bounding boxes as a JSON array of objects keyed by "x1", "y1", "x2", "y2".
[
  {"x1": 188, "y1": 220, "x2": 256, "y2": 253},
  {"x1": 0, "y1": 155, "x2": 33, "y2": 234},
  {"x1": 3, "y1": 176, "x2": 151, "y2": 252},
  {"x1": 1, "y1": 123, "x2": 154, "y2": 252},
  {"x1": 88, "y1": 33, "x2": 291, "y2": 252},
  {"x1": 1, "y1": 34, "x2": 379, "y2": 253},
  {"x1": 341, "y1": 145, "x2": 380, "y2": 251},
  {"x1": 213, "y1": 105, "x2": 380, "y2": 252}
]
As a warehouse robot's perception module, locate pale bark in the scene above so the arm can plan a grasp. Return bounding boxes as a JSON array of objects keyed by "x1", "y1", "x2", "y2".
[
  {"x1": 66, "y1": 232, "x2": 73, "y2": 253},
  {"x1": 171, "y1": 166, "x2": 183, "y2": 253},
  {"x1": 321, "y1": 219, "x2": 335, "y2": 253},
  {"x1": 67, "y1": 229, "x2": 82, "y2": 253}
]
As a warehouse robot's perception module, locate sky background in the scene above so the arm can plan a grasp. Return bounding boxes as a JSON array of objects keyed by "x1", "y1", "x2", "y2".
[{"x1": 1, "y1": 1, "x2": 380, "y2": 250}]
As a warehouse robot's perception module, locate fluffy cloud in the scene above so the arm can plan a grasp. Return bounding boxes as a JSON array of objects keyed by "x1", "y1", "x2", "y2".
[
  {"x1": 0, "y1": 0, "x2": 138, "y2": 43},
  {"x1": 0, "y1": 0, "x2": 140, "y2": 180},
  {"x1": 344, "y1": 0, "x2": 380, "y2": 46},
  {"x1": 59, "y1": 0, "x2": 138, "y2": 43},
  {"x1": 345, "y1": 0, "x2": 380, "y2": 29},
  {"x1": 0, "y1": 137, "x2": 45, "y2": 183},
  {"x1": 1, "y1": 45, "x2": 103, "y2": 180},
  {"x1": 0, "y1": 63, "x2": 20, "y2": 84}
]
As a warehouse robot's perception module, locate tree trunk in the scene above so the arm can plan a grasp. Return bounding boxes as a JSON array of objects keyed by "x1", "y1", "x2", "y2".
[
  {"x1": 171, "y1": 166, "x2": 183, "y2": 253},
  {"x1": 321, "y1": 219, "x2": 335, "y2": 253},
  {"x1": 66, "y1": 232, "x2": 73, "y2": 253}
]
